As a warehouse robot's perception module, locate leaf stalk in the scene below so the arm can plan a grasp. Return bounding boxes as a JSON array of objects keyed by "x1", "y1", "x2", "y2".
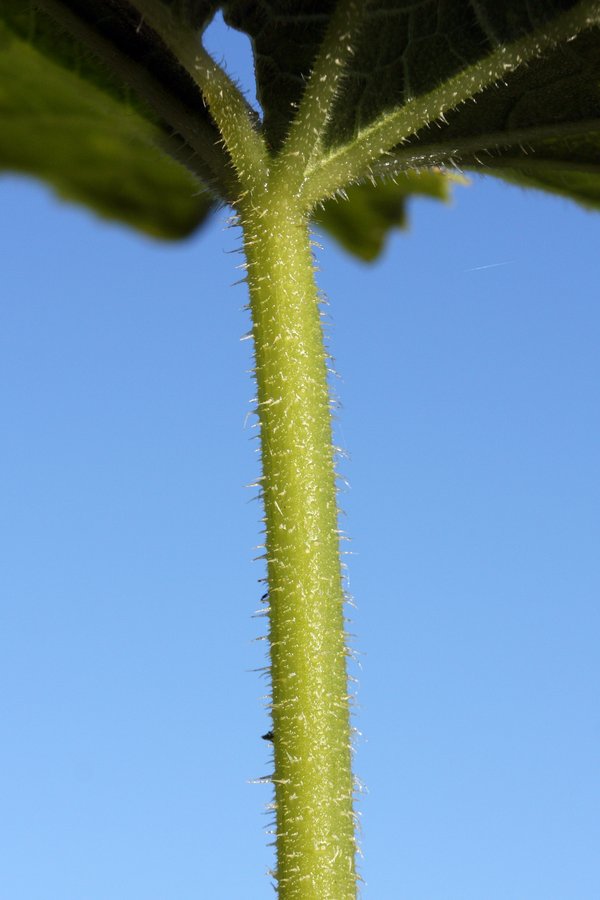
[
  {"x1": 131, "y1": 0, "x2": 269, "y2": 194},
  {"x1": 273, "y1": 0, "x2": 365, "y2": 195}
]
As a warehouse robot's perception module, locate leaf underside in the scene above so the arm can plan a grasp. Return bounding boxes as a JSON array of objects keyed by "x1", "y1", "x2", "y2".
[
  {"x1": 400, "y1": 25, "x2": 600, "y2": 211},
  {"x1": 314, "y1": 170, "x2": 462, "y2": 262},
  {"x1": 0, "y1": 3, "x2": 214, "y2": 239},
  {"x1": 1, "y1": 0, "x2": 598, "y2": 256}
]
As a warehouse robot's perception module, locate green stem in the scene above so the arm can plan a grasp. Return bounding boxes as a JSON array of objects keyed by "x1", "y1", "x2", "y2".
[
  {"x1": 191, "y1": 44, "x2": 269, "y2": 194},
  {"x1": 131, "y1": 0, "x2": 269, "y2": 194},
  {"x1": 240, "y1": 189, "x2": 356, "y2": 899},
  {"x1": 368, "y1": 119, "x2": 600, "y2": 177},
  {"x1": 272, "y1": 0, "x2": 365, "y2": 194}
]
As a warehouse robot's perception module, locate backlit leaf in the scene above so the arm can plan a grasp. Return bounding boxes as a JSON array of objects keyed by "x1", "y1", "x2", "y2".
[
  {"x1": 313, "y1": 170, "x2": 463, "y2": 262},
  {"x1": 0, "y1": 0, "x2": 598, "y2": 252},
  {"x1": 0, "y1": 2, "x2": 215, "y2": 239}
]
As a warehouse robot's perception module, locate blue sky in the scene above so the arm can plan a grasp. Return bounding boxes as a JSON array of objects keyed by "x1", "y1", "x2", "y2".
[{"x1": 1, "y1": 15, "x2": 600, "y2": 900}]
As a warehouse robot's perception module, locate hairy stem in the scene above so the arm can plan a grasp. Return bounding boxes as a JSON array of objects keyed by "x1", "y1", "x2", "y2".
[
  {"x1": 273, "y1": 0, "x2": 365, "y2": 194},
  {"x1": 368, "y1": 119, "x2": 600, "y2": 177},
  {"x1": 130, "y1": 0, "x2": 269, "y2": 193},
  {"x1": 240, "y1": 190, "x2": 356, "y2": 899},
  {"x1": 192, "y1": 44, "x2": 269, "y2": 194}
]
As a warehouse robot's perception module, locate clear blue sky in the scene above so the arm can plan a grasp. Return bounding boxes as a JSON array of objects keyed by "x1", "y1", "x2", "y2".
[{"x1": 1, "y1": 16, "x2": 599, "y2": 900}]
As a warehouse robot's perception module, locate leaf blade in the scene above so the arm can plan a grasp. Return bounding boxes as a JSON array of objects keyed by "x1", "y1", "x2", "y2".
[
  {"x1": 0, "y1": 3, "x2": 215, "y2": 238},
  {"x1": 224, "y1": 0, "x2": 600, "y2": 213},
  {"x1": 312, "y1": 169, "x2": 463, "y2": 261}
]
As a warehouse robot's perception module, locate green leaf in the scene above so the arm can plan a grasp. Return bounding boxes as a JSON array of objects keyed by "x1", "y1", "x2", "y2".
[
  {"x1": 162, "y1": 0, "x2": 220, "y2": 28},
  {"x1": 223, "y1": 1, "x2": 582, "y2": 147},
  {"x1": 0, "y1": 2, "x2": 215, "y2": 238},
  {"x1": 223, "y1": 0, "x2": 600, "y2": 211},
  {"x1": 488, "y1": 161, "x2": 600, "y2": 210},
  {"x1": 395, "y1": 25, "x2": 600, "y2": 212},
  {"x1": 1, "y1": 0, "x2": 598, "y2": 249},
  {"x1": 313, "y1": 170, "x2": 463, "y2": 262}
]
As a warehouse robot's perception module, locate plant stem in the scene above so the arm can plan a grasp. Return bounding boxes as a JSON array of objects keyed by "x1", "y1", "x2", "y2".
[
  {"x1": 240, "y1": 189, "x2": 356, "y2": 899},
  {"x1": 367, "y1": 120, "x2": 600, "y2": 177},
  {"x1": 191, "y1": 44, "x2": 269, "y2": 194},
  {"x1": 273, "y1": 0, "x2": 365, "y2": 194}
]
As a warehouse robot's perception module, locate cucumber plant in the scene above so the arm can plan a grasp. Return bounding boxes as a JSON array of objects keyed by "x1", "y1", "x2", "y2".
[{"x1": 1, "y1": 2, "x2": 599, "y2": 897}]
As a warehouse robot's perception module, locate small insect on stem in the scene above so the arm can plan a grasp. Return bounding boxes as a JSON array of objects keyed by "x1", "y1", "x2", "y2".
[{"x1": 261, "y1": 731, "x2": 274, "y2": 742}]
